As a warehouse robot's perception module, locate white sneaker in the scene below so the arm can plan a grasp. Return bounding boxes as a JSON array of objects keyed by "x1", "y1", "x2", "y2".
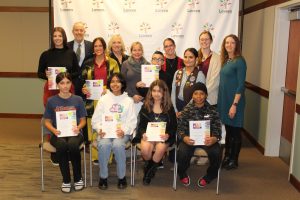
[
  {"x1": 61, "y1": 182, "x2": 71, "y2": 193},
  {"x1": 74, "y1": 179, "x2": 84, "y2": 191}
]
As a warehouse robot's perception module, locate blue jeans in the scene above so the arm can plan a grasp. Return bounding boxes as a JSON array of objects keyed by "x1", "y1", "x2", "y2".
[{"x1": 97, "y1": 135, "x2": 130, "y2": 179}]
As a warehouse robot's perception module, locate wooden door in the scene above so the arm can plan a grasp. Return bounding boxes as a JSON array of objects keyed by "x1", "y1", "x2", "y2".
[{"x1": 279, "y1": 20, "x2": 300, "y2": 164}]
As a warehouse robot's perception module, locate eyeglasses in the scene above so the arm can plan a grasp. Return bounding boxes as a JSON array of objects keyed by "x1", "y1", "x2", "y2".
[{"x1": 152, "y1": 58, "x2": 164, "y2": 62}]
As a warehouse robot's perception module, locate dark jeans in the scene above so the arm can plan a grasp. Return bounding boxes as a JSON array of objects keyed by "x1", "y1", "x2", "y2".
[
  {"x1": 50, "y1": 134, "x2": 84, "y2": 183},
  {"x1": 177, "y1": 142, "x2": 221, "y2": 181},
  {"x1": 224, "y1": 125, "x2": 242, "y2": 143}
]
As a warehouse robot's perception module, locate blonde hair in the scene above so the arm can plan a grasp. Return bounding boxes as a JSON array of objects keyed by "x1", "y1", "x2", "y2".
[
  {"x1": 107, "y1": 34, "x2": 126, "y2": 55},
  {"x1": 130, "y1": 41, "x2": 144, "y2": 54}
]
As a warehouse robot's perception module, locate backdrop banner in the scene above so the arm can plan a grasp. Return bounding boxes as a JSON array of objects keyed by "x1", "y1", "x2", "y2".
[{"x1": 53, "y1": 0, "x2": 238, "y2": 60}]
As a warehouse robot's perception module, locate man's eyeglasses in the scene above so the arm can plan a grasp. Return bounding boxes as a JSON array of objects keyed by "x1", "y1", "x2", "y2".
[{"x1": 152, "y1": 58, "x2": 164, "y2": 62}]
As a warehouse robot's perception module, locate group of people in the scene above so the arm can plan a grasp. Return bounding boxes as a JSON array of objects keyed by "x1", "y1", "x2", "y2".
[{"x1": 38, "y1": 21, "x2": 247, "y2": 193}]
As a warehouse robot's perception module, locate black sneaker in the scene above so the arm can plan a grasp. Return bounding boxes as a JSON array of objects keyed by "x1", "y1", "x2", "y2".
[
  {"x1": 117, "y1": 177, "x2": 127, "y2": 189},
  {"x1": 157, "y1": 161, "x2": 164, "y2": 169},
  {"x1": 98, "y1": 178, "x2": 108, "y2": 190},
  {"x1": 50, "y1": 153, "x2": 59, "y2": 166},
  {"x1": 93, "y1": 160, "x2": 99, "y2": 166}
]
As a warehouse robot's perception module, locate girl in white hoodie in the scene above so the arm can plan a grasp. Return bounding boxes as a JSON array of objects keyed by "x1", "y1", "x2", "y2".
[{"x1": 91, "y1": 73, "x2": 137, "y2": 190}]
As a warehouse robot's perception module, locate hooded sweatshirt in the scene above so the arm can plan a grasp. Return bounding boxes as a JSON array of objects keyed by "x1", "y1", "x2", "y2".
[{"x1": 91, "y1": 90, "x2": 137, "y2": 136}]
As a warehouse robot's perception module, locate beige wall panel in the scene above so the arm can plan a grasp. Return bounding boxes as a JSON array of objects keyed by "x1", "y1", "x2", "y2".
[
  {"x1": 242, "y1": 6, "x2": 274, "y2": 90},
  {"x1": 297, "y1": 55, "x2": 300, "y2": 104},
  {"x1": 0, "y1": 12, "x2": 49, "y2": 72},
  {"x1": 0, "y1": 0, "x2": 48, "y2": 7},
  {"x1": 244, "y1": 0, "x2": 266, "y2": 9}
]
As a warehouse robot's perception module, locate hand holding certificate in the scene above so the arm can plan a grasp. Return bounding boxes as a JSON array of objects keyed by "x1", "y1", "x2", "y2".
[
  {"x1": 48, "y1": 67, "x2": 66, "y2": 90},
  {"x1": 101, "y1": 114, "x2": 121, "y2": 138},
  {"x1": 141, "y1": 65, "x2": 159, "y2": 87},
  {"x1": 146, "y1": 122, "x2": 166, "y2": 142},
  {"x1": 85, "y1": 80, "x2": 103, "y2": 100},
  {"x1": 56, "y1": 110, "x2": 77, "y2": 137},
  {"x1": 189, "y1": 120, "x2": 210, "y2": 145}
]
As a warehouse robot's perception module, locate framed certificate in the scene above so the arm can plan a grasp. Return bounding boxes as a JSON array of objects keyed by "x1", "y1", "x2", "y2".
[
  {"x1": 146, "y1": 122, "x2": 166, "y2": 142},
  {"x1": 189, "y1": 120, "x2": 210, "y2": 145},
  {"x1": 141, "y1": 65, "x2": 159, "y2": 87},
  {"x1": 56, "y1": 110, "x2": 77, "y2": 137},
  {"x1": 85, "y1": 80, "x2": 103, "y2": 100},
  {"x1": 48, "y1": 67, "x2": 66, "y2": 90}
]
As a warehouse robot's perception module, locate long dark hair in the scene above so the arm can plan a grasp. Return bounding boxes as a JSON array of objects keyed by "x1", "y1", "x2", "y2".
[
  {"x1": 220, "y1": 34, "x2": 242, "y2": 66},
  {"x1": 144, "y1": 80, "x2": 172, "y2": 113},
  {"x1": 106, "y1": 73, "x2": 127, "y2": 94},
  {"x1": 51, "y1": 27, "x2": 68, "y2": 49}
]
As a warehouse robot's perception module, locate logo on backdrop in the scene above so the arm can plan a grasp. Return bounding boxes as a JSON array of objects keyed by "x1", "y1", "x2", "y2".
[
  {"x1": 91, "y1": 0, "x2": 105, "y2": 12},
  {"x1": 202, "y1": 23, "x2": 215, "y2": 38},
  {"x1": 155, "y1": 0, "x2": 168, "y2": 12},
  {"x1": 59, "y1": 0, "x2": 74, "y2": 11},
  {"x1": 139, "y1": 22, "x2": 152, "y2": 38},
  {"x1": 108, "y1": 22, "x2": 120, "y2": 37},
  {"x1": 83, "y1": 22, "x2": 90, "y2": 38},
  {"x1": 219, "y1": 0, "x2": 232, "y2": 14},
  {"x1": 123, "y1": 0, "x2": 137, "y2": 12},
  {"x1": 187, "y1": 0, "x2": 201, "y2": 13},
  {"x1": 171, "y1": 23, "x2": 184, "y2": 38}
]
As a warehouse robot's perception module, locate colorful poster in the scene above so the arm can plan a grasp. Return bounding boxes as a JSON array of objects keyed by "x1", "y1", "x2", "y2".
[
  {"x1": 56, "y1": 110, "x2": 77, "y2": 137},
  {"x1": 141, "y1": 65, "x2": 159, "y2": 87},
  {"x1": 86, "y1": 80, "x2": 104, "y2": 100},
  {"x1": 146, "y1": 122, "x2": 166, "y2": 142},
  {"x1": 48, "y1": 67, "x2": 66, "y2": 90},
  {"x1": 189, "y1": 120, "x2": 210, "y2": 145}
]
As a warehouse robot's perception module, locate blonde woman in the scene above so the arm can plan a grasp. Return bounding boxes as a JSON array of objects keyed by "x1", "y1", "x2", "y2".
[{"x1": 108, "y1": 34, "x2": 129, "y2": 70}]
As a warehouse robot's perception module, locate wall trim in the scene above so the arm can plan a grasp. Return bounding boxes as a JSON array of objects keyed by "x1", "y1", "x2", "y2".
[
  {"x1": 243, "y1": 0, "x2": 290, "y2": 15},
  {"x1": 0, "y1": 72, "x2": 37, "y2": 78},
  {"x1": 296, "y1": 104, "x2": 300, "y2": 114},
  {"x1": 290, "y1": 174, "x2": 300, "y2": 192},
  {"x1": 0, "y1": 6, "x2": 48, "y2": 12},
  {"x1": 245, "y1": 81, "x2": 269, "y2": 98},
  {"x1": 0, "y1": 113, "x2": 42, "y2": 119},
  {"x1": 242, "y1": 128, "x2": 265, "y2": 155}
]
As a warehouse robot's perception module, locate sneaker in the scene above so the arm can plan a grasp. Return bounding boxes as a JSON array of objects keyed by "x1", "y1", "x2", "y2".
[
  {"x1": 197, "y1": 177, "x2": 209, "y2": 188},
  {"x1": 117, "y1": 177, "x2": 127, "y2": 189},
  {"x1": 50, "y1": 153, "x2": 59, "y2": 166},
  {"x1": 98, "y1": 178, "x2": 108, "y2": 190},
  {"x1": 61, "y1": 182, "x2": 71, "y2": 193},
  {"x1": 157, "y1": 161, "x2": 164, "y2": 169},
  {"x1": 93, "y1": 160, "x2": 99, "y2": 166},
  {"x1": 74, "y1": 179, "x2": 84, "y2": 191},
  {"x1": 180, "y1": 176, "x2": 190, "y2": 186}
]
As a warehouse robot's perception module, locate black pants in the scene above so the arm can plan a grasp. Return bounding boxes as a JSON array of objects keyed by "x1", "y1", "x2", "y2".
[
  {"x1": 177, "y1": 142, "x2": 221, "y2": 181},
  {"x1": 50, "y1": 134, "x2": 84, "y2": 183}
]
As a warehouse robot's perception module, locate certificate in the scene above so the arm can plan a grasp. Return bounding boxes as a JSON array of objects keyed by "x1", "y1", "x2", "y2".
[
  {"x1": 189, "y1": 120, "x2": 210, "y2": 145},
  {"x1": 101, "y1": 114, "x2": 121, "y2": 138},
  {"x1": 141, "y1": 65, "x2": 159, "y2": 87},
  {"x1": 56, "y1": 110, "x2": 77, "y2": 137},
  {"x1": 146, "y1": 122, "x2": 166, "y2": 142},
  {"x1": 86, "y1": 80, "x2": 103, "y2": 100},
  {"x1": 48, "y1": 67, "x2": 66, "y2": 90}
]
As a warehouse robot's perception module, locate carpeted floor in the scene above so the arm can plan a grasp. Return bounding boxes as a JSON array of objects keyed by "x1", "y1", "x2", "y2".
[{"x1": 0, "y1": 118, "x2": 299, "y2": 199}]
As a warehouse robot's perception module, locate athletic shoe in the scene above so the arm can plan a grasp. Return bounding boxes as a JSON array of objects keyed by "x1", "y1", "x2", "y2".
[
  {"x1": 157, "y1": 161, "x2": 164, "y2": 169},
  {"x1": 50, "y1": 153, "x2": 59, "y2": 166},
  {"x1": 180, "y1": 176, "x2": 190, "y2": 186},
  {"x1": 93, "y1": 160, "x2": 99, "y2": 166},
  {"x1": 197, "y1": 177, "x2": 209, "y2": 188},
  {"x1": 74, "y1": 179, "x2": 84, "y2": 191},
  {"x1": 117, "y1": 177, "x2": 127, "y2": 189},
  {"x1": 61, "y1": 182, "x2": 71, "y2": 193},
  {"x1": 98, "y1": 178, "x2": 108, "y2": 190}
]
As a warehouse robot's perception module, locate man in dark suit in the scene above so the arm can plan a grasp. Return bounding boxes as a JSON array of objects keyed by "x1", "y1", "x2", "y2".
[
  {"x1": 68, "y1": 22, "x2": 93, "y2": 148},
  {"x1": 68, "y1": 21, "x2": 93, "y2": 96}
]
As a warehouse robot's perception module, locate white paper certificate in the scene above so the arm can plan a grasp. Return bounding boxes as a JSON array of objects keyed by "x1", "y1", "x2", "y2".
[
  {"x1": 56, "y1": 110, "x2": 77, "y2": 137},
  {"x1": 141, "y1": 65, "x2": 159, "y2": 87},
  {"x1": 146, "y1": 122, "x2": 166, "y2": 142},
  {"x1": 101, "y1": 114, "x2": 121, "y2": 138},
  {"x1": 48, "y1": 67, "x2": 66, "y2": 90},
  {"x1": 189, "y1": 120, "x2": 210, "y2": 145},
  {"x1": 86, "y1": 80, "x2": 103, "y2": 100}
]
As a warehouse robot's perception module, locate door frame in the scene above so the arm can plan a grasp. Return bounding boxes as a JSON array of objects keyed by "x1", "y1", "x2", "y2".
[{"x1": 265, "y1": 0, "x2": 300, "y2": 157}]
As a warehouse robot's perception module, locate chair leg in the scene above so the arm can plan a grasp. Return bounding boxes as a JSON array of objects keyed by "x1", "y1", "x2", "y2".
[
  {"x1": 89, "y1": 144, "x2": 93, "y2": 187},
  {"x1": 132, "y1": 145, "x2": 136, "y2": 186},
  {"x1": 130, "y1": 144, "x2": 133, "y2": 186},
  {"x1": 83, "y1": 145, "x2": 87, "y2": 188},
  {"x1": 216, "y1": 167, "x2": 221, "y2": 195},
  {"x1": 173, "y1": 147, "x2": 177, "y2": 191},
  {"x1": 40, "y1": 145, "x2": 45, "y2": 192}
]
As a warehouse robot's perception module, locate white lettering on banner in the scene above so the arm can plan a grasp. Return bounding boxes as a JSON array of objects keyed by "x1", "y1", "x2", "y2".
[{"x1": 53, "y1": 0, "x2": 239, "y2": 60}]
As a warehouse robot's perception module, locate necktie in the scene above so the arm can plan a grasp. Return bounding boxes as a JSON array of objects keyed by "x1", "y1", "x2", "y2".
[{"x1": 76, "y1": 44, "x2": 81, "y2": 62}]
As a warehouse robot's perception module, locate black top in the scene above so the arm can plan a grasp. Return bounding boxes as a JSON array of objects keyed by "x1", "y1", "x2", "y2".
[
  {"x1": 134, "y1": 105, "x2": 177, "y2": 145},
  {"x1": 109, "y1": 52, "x2": 129, "y2": 71},
  {"x1": 37, "y1": 47, "x2": 80, "y2": 80}
]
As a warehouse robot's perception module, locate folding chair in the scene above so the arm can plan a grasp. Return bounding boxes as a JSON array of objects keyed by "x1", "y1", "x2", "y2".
[
  {"x1": 89, "y1": 137, "x2": 133, "y2": 186},
  {"x1": 173, "y1": 125, "x2": 226, "y2": 195},
  {"x1": 39, "y1": 118, "x2": 87, "y2": 191}
]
